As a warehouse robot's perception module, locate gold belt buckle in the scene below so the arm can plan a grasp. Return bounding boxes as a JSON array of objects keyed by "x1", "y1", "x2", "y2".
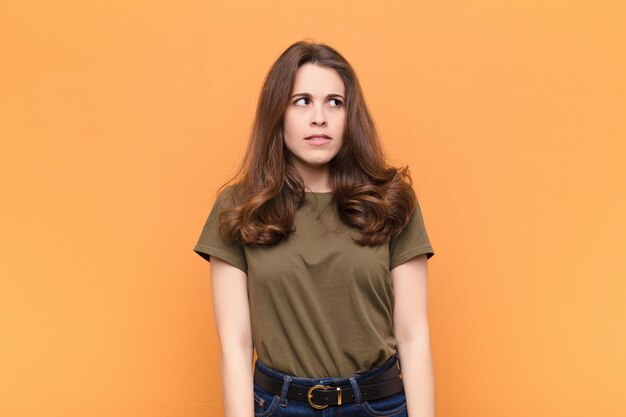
[{"x1": 307, "y1": 384, "x2": 342, "y2": 409}]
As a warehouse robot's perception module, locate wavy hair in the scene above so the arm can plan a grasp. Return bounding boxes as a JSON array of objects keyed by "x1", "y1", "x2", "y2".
[{"x1": 216, "y1": 40, "x2": 419, "y2": 246}]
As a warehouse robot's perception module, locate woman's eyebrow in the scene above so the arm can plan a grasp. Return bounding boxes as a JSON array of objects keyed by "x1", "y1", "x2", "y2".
[{"x1": 290, "y1": 92, "x2": 345, "y2": 99}]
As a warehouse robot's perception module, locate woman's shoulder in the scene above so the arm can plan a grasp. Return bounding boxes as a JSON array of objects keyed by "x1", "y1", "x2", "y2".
[{"x1": 215, "y1": 183, "x2": 243, "y2": 208}]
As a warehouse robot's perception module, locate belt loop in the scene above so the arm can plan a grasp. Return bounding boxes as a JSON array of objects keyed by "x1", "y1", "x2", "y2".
[
  {"x1": 279, "y1": 375, "x2": 292, "y2": 407},
  {"x1": 348, "y1": 376, "x2": 361, "y2": 406}
]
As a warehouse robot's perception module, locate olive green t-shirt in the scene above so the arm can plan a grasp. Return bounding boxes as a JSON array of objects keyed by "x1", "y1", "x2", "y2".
[{"x1": 193, "y1": 185, "x2": 434, "y2": 378}]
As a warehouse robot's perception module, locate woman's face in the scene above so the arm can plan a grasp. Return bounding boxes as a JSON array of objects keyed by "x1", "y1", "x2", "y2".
[{"x1": 282, "y1": 63, "x2": 346, "y2": 176}]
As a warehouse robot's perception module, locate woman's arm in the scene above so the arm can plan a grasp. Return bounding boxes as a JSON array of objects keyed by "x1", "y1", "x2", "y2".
[
  {"x1": 392, "y1": 254, "x2": 435, "y2": 417},
  {"x1": 210, "y1": 256, "x2": 254, "y2": 417}
]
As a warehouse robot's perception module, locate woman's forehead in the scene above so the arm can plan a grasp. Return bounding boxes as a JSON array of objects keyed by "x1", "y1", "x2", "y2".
[{"x1": 291, "y1": 63, "x2": 345, "y2": 96}]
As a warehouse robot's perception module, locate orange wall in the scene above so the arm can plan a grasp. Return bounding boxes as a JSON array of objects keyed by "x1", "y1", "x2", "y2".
[{"x1": 1, "y1": 1, "x2": 625, "y2": 416}]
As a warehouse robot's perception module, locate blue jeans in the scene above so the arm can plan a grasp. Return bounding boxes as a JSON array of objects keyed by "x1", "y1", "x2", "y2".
[{"x1": 253, "y1": 353, "x2": 407, "y2": 417}]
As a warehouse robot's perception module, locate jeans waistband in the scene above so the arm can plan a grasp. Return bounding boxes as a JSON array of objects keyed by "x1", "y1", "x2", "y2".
[{"x1": 254, "y1": 353, "x2": 400, "y2": 387}]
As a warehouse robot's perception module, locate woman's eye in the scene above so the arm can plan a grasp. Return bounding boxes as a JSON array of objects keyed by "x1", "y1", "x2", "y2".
[
  {"x1": 330, "y1": 98, "x2": 343, "y2": 107},
  {"x1": 294, "y1": 97, "x2": 310, "y2": 105},
  {"x1": 293, "y1": 97, "x2": 343, "y2": 107}
]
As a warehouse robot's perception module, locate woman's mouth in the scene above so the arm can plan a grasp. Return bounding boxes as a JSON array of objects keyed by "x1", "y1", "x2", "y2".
[{"x1": 305, "y1": 135, "x2": 331, "y2": 145}]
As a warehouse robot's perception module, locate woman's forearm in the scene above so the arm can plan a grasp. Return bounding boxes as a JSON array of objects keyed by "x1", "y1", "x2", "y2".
[
  {"x1": 220, "y1": 345, "x2": 254, "y2": 417},
  {"x1": 397, "y1": 335, "x2": 436, "y2": 417}
]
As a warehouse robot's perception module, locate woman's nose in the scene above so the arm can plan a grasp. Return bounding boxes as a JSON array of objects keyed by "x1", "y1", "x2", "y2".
[{"x1": 310, "y1": 105, "x2": 327, "y2": 126}]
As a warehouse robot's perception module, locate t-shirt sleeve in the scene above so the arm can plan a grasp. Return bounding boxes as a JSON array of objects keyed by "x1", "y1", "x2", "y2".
[
  {"x1": 193, "y1": 187, "x2": 248, "y2": 273},
  {"x1": 389, "y1": 197, "x2": 435, "y2": 270}
]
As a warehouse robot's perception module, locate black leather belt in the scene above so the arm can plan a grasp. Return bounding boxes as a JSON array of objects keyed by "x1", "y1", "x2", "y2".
[{"x1": 253, "y1": 360, "x2": 404, "y2": 410}]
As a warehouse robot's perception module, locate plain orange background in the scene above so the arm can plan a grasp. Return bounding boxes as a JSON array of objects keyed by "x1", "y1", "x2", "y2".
[{"x1": 1, "y1": 1, "x2": 625, "y2": 416}]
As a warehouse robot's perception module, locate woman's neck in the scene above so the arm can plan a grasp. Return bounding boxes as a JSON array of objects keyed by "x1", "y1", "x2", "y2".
[{"x1": 293, "y1": 163, "x2": 332, "y2": 193}]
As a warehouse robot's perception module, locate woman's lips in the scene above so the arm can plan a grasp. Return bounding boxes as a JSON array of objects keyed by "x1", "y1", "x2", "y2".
[
  {"x1": 305, "y1": 135, "x2": 331, "y2": 145},
  {"x1": 305, "y1": 137, "x2": 331, "y2": 145}
]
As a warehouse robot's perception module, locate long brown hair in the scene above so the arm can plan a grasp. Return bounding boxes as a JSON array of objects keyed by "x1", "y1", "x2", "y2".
[{"x1": 217, "y1": 39, "x2": 419, "y2": 246}]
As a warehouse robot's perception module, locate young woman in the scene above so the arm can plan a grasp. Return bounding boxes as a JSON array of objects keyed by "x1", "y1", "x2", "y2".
[{"x1": 194, "y1": 40, "x2": 435, "y2": 417}]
